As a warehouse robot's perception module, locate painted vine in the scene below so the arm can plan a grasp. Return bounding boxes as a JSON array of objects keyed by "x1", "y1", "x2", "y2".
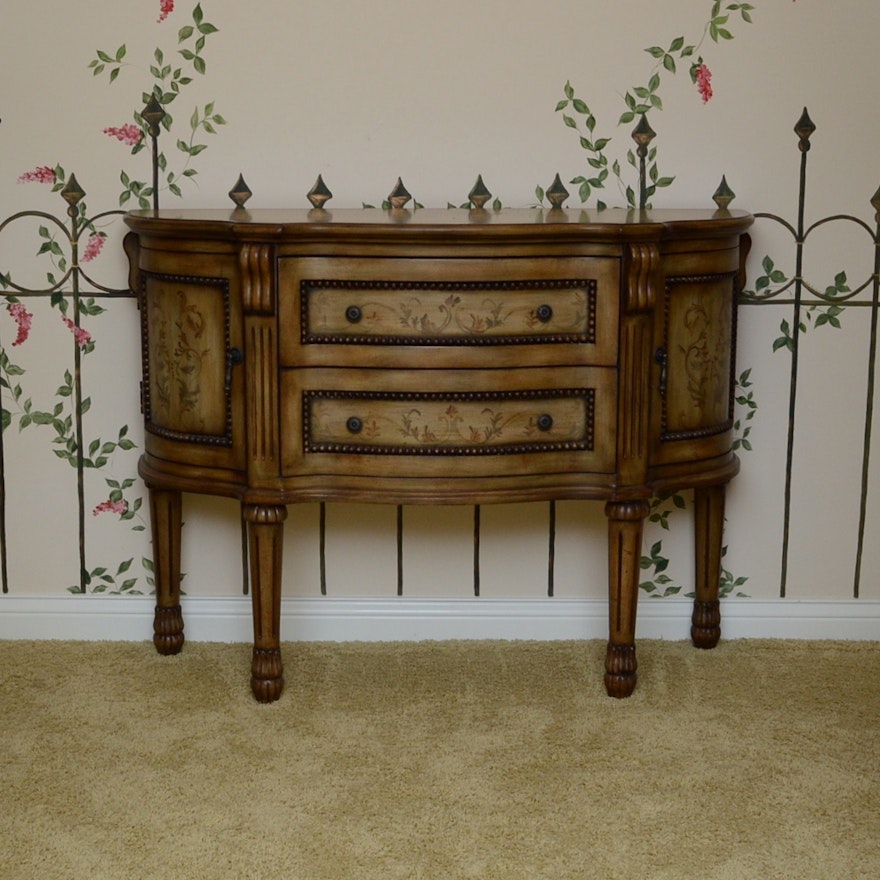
[
  {"x1": 2, "y1": 1, "x2": 222, "y2": 593},
  {"x1": 2, "y1": 0, "x2": 825, "y2": 601}
]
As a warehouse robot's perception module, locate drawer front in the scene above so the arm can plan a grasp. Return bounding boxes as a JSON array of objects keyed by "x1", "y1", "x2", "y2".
[
  {"x1": 279, "y1": 257, "x2": 619, "y2": 369},
  {"x1": 281, "y1": 367, "x2": 617, "y2": 478}
]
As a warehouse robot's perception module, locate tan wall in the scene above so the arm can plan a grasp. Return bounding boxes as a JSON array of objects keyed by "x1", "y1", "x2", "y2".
[{"x1": 1, "y1": 1, "x2": 878, "y2": 604}]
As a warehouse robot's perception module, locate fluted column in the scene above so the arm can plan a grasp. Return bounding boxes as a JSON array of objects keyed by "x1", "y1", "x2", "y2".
[
  {"x1": 604, "y1": 499, "x2": 649, "y2": 697},
  {"x1": 149, "y1": 488, "x2": 184, "y2": 655},
  {"x1": 692, "y1": 485, "x2": 725, "y2": 648},
  {"x1": 245, "y1": 503, "x2": 287, "y2": 702}
]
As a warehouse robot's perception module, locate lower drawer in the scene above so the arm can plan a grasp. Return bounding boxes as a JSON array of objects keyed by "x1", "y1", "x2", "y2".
[{"x1": 280, "y1": 367, "x2": 617, "y2": 479}]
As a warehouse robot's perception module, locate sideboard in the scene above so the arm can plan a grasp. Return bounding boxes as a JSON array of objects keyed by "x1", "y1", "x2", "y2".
[{"x1": 123, "y1": 205, "x2": 752, "y2": 702}]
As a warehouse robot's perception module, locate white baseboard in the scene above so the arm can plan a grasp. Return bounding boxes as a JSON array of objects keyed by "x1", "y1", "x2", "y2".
[{"x1": 1, "y1": 595, "x2": 878, "y2": 642}]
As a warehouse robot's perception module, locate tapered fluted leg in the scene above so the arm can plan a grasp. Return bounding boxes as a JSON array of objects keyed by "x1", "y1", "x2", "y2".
[
  {"x1": 149, "y1": 488, "x2": 184, "y2": 655},
  {"x1": 604, "y1": 499, "x2": 649, "y2": 698},
  {"x1": 692, "y1": 485, "x2": 725, "y2": 649},
  {"x1": 245, "y1": 503, "x2": 287, "y2": 703}
]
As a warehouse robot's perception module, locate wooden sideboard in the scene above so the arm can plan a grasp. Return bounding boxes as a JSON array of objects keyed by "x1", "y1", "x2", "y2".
[{"x1": 123, "y1": 206, "x2": 752, "y2": 702}]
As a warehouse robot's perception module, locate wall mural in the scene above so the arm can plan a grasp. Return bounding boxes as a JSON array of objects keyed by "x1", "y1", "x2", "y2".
[
  {"x1": 0, "y1": 2, "x2": 223, "y2": 594},
  {"x1": 3, "y1": 0, "x2": 877, "y2": 605}
]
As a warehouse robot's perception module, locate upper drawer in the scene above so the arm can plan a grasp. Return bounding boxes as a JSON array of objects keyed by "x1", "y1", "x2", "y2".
[{"x1": 278, "y1": 257, "x2": 619, "y2": 369}]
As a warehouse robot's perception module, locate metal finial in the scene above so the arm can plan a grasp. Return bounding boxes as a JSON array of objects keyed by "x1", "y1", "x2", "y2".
[
  {"x1": 141, "y1": 94, "x2": 166, "y2": 211},
  {"x1": 307, "y1": 175, "x2": 332, "y2": 209},
  {"x1": 142, "y1": 94, "x2": 166, "y2": 137},
  {"x1": 546, "y1": 173, "x2": 570, "y2": 209},
  {"x1": 468, "y1": 175, "x2": 492, "y2": 210},
  {"x1": 712, "y1": 175, "x2": 736, "y2": 210},
  {"x1": 794, "y1": 107, "x2": 816, "y2": 153},
  {"x1": 388, "y1": 177, "x2": 412, "y2": 210},
  {"x1": 632, "y1": 115, "x2": 656, "y2": 211},
  {"x1": 631, "y1": 114, "x2": 656, "y2": 156},
  {"x1": 228, "y1": 174, "x2": 252, "y2": 209},
  {"x1": 61, "y1": 174, "x2": 85, "y2": 209}
]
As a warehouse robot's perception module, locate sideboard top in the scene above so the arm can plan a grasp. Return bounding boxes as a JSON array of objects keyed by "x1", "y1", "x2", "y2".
[{"x1": 125, "y1": 207, "x2": 752, "y2": 243}]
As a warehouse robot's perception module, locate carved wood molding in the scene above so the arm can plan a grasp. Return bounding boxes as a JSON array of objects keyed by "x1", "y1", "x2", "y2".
[
  {"x1": 240, "y1": 243, "x2": 274, "y2": 314},
  {"x1": 618, "y1": 320, "x2": 651, "y2": 468},
  {"x1": 243, "y1": 504, "x2": 288, "y2": 526},
  {"x1": 623, "y1": 243, "x2": 660, "y2": 313},
  {"x1": 247, "y1": 322, "x2": 279, "y2": 465}
]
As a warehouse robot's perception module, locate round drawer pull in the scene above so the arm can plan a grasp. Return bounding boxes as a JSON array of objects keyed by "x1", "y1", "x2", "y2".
[
  {"x1": 345, "y1": 305, "x2": 363, "y2": 324},
  {"x1": 536, "y1": 414, "x2": 554, "y2": 432},
  {"x1": 346, "y1": 416, "x2": 364, "y2": 434},
  {"x1": 535, "y1": 304, "x2": 553, "y2": 323}
]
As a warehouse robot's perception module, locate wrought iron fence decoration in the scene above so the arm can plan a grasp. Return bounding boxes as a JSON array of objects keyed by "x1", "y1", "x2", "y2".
[
  {"x1": 737, "y1": 108, "x2": 880, "y2": 598},
  {"x1": 0, "y1": 179, "x2": 132, "y2": 593},
  {"x1": 1, "y1": 106, "x2": 879, "y2": 600}
]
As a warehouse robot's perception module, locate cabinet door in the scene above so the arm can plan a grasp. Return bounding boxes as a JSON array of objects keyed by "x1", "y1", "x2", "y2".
[
  {"x1": 141, "y1": 270, "x2": 244, "y2": 473},
  {"x1": 650, "y1": 244, "x2": 741, "y2": 471}
]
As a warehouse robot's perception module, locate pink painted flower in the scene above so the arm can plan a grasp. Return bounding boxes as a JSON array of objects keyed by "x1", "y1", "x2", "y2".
[
  {"x1": 62, "y1": 316, "x2": 92, "y2": 349},
  {"x1": 81, "y1": 233, "x2": 106, "y2": 263},
  {"x1": 695, "y1": 63, "x2": 713, "y2": 104},
  {"x1": 8, "y1": 302, "x2": 33, "y2": 347},
  {"x1": 93, "y1": 499, "x2": 128, "y2": 517},
  {"x1": 103, "y1": 124, "x2": 143, "y2": 147},
  {"x1": 158, "y1": 0, "x2": 174, "y2": 22},
  {"x1": 17, "y1": 165, "x2": 56, "y2": 184}
]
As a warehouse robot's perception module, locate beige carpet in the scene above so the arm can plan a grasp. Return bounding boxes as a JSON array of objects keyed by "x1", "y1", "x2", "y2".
[{"x1": 1, "y1": 638, "x2": 878, "y2": 879}]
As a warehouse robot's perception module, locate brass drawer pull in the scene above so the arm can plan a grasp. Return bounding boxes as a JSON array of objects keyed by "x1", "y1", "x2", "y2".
[
  {"x1": 345, "y1": 305, "x2": 363, "y2": 324},
  {"x1": 346, "y1": 416, "x2": 364, "y2": 434},
  {"x1": 536, "y1": 413, "x2": 554, "y2": 432}
]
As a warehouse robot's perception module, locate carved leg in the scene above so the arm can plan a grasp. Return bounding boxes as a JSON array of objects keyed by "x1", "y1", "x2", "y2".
[
  {"x1": 692, "y1": 485, "x2": 725, "y2": 649},
  {"x1": 245, "y1": 504, "x2": 287, "y2": 703},
  {"x1": 604, "y1": 499, "x2": 649, "y2": 698},
  {"x1": 149, "y1": 488, "x2": 184, "y2": 655}
]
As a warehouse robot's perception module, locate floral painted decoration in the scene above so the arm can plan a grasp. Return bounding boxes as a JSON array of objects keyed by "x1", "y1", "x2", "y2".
[
  {"x1": 93, "y1": 499, "x2": 128, "y2": 517},
  {"x1": 103, "y1": 125, "x2": 144, "y2": 147},
  {"x1": 17, "y1": 166, "x2": 57, "y2": 184},
  {"x1": 7, "y1": 302, "x2": 33, "y2": 347},
  {"x1": 694, "y1": 63, "x2": 713, "y2": 103},
  {"x1": 81, "y1": 233, "x2": 106, "y2": 263},
  {"x1": 62, "y1": 316, "x2": 92, "y2": 349},
  {"x1": 158, "y1": 0, "x2": 175, "y2": 23}
]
